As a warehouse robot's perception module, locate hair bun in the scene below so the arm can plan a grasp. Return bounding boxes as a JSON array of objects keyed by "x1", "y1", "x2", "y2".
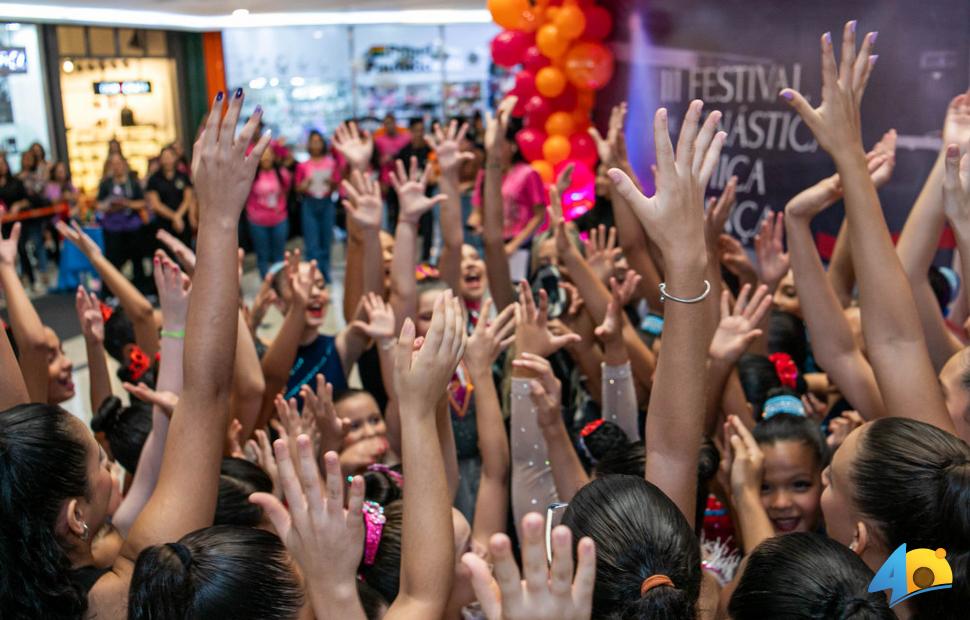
[{"x1": 91, "y1": 396, "x2": 123, "y2": 433}]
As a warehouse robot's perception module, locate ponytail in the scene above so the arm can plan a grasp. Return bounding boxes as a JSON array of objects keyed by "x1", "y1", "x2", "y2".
[{"x1": 128, "y1": 543, "x2": 194, "y2": 620}]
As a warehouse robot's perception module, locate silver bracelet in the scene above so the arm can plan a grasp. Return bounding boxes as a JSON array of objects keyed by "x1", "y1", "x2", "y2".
[{"x1": 659, "y1": 280, "x2": 711, "y2": 304}]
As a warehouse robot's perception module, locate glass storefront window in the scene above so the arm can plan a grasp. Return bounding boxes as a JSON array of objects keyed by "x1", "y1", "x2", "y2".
[{"x1": 0, "y1": 23, "x2": 52, "y2": 174}]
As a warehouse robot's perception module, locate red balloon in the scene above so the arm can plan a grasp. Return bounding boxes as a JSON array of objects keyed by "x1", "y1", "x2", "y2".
[
  {"x1": 548, "y1": 85, "x2": 577, "y2": 112},
  {"x1": 491, "y1": 30, "x2": 532, "y2": 68},
  {"x1": 554, "y1": 159, "x2": 596, "y2": 219},
  {"x1": 570, "y1": 133, "x2": 597, "y2": 167},
  {"x1": 564, "y1": 42, "x2": 615, "y2": 90},
  {"x1": 522, "y1": 45, "x2": 550, "y2": 73},
  {"x1": 516, "y1": 128, "x2": 546, "y2": 163},
  {"x1": 523, "y1": 96, "x2": 552, "y2": 129},
  {"x1": 581, "y1": 6, "x2": 613, "y2": 41},
  {"x1": 514, "y1": 70, "x2": 538, "y2": 101}
]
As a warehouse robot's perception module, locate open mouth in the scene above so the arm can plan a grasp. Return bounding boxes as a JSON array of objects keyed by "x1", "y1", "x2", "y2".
[
  {"x1": 306, "y1": 303, "x2": 325, "y2": 319},
  {"x1": 770, "y1": 517, "x2": 801, "y2": 533},
  {"x1": 59, "y1": 376, "x2": 75, "y2": 393},
  {"x1": 462, "y1": 273, "x2": 483, "y2": 288}
]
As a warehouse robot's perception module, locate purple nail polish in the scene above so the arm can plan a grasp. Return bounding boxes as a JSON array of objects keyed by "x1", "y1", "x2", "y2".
[
  {"x1": 870, "y1": 31, "x2": 878, "y2": 44},
  {"x1": 254, "y1": 105, "x2": 262, "y2": 115},
  {"x1": 869, "y1": 54, "x2": 878, "y2": 65},
  {"x1": 780, "y1": 91, "x2": 793, "y2": 101},
  {"x1": 234, "y1": 87, "x2": 243, "y2": 98},
  {"x1": 823, "y1": 32, "x2": 832, "y2": 44},
  {"x1": 849, "y1": 20, "x2": 857, "y2": 33},
  {"x1": 215, "y1": 91, "x2": 224, "y2": 101}
]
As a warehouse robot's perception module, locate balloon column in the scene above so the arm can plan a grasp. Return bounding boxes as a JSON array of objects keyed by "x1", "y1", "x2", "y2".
[{"x1": 488, "y1": 0, "x2": 614, "y2": 219}]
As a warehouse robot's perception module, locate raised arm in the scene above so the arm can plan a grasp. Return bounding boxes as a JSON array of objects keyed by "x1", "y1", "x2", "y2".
[
  {"x1": 75, "y1": 287, "x2": 112, "y2": 416},
  {"x1": 784, "y1": 175, "x2": 886, "y2": 420},
  {"x1": 943, "y1": 140, "x2": 970, "y2": 322},
  {"x1": 122, "y1": 90, "x2": 273, "y2": 557},
  {"x1": 595, "y1": 278, "x2": 642, "y2": 440},
  {"x1": 58, "y1": 220, "x2": 160, "y2": 359},
  {"x1": 388, "y1": 157, "x2": 447, "y2": 329},
  {"x1": 111, "y1": 252, "x2": 188, "y2": 536},
  {"x1": 482, "y1": 97, "x2": 518, "y2": 311},
  {"x1": 781, "y1": 22, "x2": 954, "y2": 433},
  {"x1": 0, "y1": 307, "x2": 28, "y2": 410},
  {"x1": 427, "y1": 120, "x2": 475, "y2": 291},
  {"x1": 0, "y1": 224, "x2": 49, "y2": 402},
  {"x1": 610, "y1": 99, "x2": 725, "y2": 525},
  {"x1": 386, "y1": 290, "x2": 466, "y2": 620},
  {"x1": 340, "y1": 168, "x2": 385, "y2": 323}
]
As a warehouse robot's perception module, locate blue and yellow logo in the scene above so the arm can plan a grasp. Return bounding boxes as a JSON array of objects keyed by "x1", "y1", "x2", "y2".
[{"x1": 868, "y1": 544, "x2": 953, "y2": 607}]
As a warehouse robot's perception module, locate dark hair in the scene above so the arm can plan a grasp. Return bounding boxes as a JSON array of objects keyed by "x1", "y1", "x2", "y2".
[
  {"x1": 357, "y1": 500, "x2": 403, "y2": 604},
  {"x1": 767, "y1": 310, "x2": 808, "y2": 372},
  {"x1": 215, "y1": 458, "x2": 273, "y2": 528},
  {"x1": 334, "y1": 387, "x2": 379, "y2": 407},
  {"x1": 505, "y1": 115, "x2": 526, "y2": 164},
  {"x1": 753, "y1": 408, "x2": 829, "y2": 469},
  {"x1": 306, "y1": 129, "x2": 328, "y2": 156},
  {"x1": 90, "y1": 396, "x2": 152, "y2": 473},
  {"x1": 129, "y1": 525, "x2": 303, "y2": 620},
  {"x1": 408, "y1": 117, "x2": 424, "y2": 129},
  {"x1": 0, "y1": 404, "x2": 89, "y2": 618},
  {"x1": 928, "y1": 266, "x2": 954, "y2": 314},
  {"x1": 730, "y1": 532, "x2": 894, "y2": 619},
  {"x1": 103, "y1": 307, "x2": 135, "y2": 363},
  {"x1": 563, "y1": 475, "x2": 700, "y2": 619},
  {"x1": 363, "y1": 467, "x2": 403, "y2": 506},
  {"x1": 357, "y1": 579, "x2": 389, "y2": 620},
  {"x1": 851, "y1": 418, "x2": 970, "y2": 617},
  {"x1": 738, "y1": 353, "x2": 782, "y2": 417},
  {"x1": 580, "y1": 419, "x2": 631, "y2": 464}
]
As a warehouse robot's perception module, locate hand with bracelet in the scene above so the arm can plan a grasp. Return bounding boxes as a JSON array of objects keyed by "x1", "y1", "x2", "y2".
[{"x1": 153, "y1": 250, "x2": 191, "y2": 340}]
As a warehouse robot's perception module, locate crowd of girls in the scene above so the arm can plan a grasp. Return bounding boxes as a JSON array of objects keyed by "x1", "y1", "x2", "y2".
[{"x1": 1, "y1": 21, "x2": 969, "y2": 619}]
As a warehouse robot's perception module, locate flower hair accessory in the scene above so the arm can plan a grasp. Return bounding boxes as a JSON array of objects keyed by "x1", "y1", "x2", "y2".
[
  {"x1": 127, "y1": 345, "x2": 151, "y2": 382},
  {"x1": 99, "y1": 302, "x2": 114, "y2": 323},
  {"x1": 362, "y1": 500, "x2": 386, "y2": 566},
  {"x1": 768, "y1": 352, "x2": 798, "y2": 389},
  {"x1": 367, "y1": 463, "x2": 403, "y2": 488}
]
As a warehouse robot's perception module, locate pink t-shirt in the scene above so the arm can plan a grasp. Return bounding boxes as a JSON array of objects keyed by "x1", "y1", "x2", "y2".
[
  {"x1": 375, "y1": 131, "x2": 411, "y2": 185},
  {"x1": 246, "y1": 168, "x2": 291, "y2": 227},
  {"x1": 296, "y1": 156, "x2": 337, "y2": 199},
  {"x1": 473, "y1": 163, "x2": 545, "y2": 240}
]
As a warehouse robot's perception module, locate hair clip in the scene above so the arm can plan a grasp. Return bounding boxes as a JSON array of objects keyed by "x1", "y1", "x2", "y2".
[
  {"x1": 362, "y1": 501, "x2": 386, "y2": 566},
  {"x1": 367, "y1": 463, "x2": 403, "y2": 488}
]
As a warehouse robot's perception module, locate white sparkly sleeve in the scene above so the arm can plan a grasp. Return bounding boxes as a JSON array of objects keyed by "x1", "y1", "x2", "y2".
[
  {"x1": 602, "y1": 361, "x2": 639, "y2": 440},
  {"x1": 510, "y1": 378, "x2": 559, "y2": 528}
]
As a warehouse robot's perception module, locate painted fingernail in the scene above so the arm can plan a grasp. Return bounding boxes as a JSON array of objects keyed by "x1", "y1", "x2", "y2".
[
  {"x1": 849, "y1": 20, "x2": 857, "y2": 33},
  {"x1": 216, "y1": 91, "x2": 224, "y2": 101},
  {"x1": 823, "y1": 32, "x2": 832, "y2": 44},
  {"x1": 780, "y1": 91, "x2": 793, "y2": 101},
  {"x1": 234, "y1": 87, "x2": 243, "y2": 98},
  {"x1": 870, "y1": 31, "x2": 878, "y2": 44},
  {"x1": 254, "y1": 105, "x2": 263, "y2": 115},
  {"x1": 869, "y1": 54, "x2": 878, "y2": 66}
]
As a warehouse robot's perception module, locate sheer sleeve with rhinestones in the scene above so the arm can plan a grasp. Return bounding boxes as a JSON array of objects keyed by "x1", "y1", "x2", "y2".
[
  {"x1": 602, "y1": 361, "x2": 639, "y2": 440},
  {"x1": 510, "y1": 378, "x2": 559, "y2": 528}
]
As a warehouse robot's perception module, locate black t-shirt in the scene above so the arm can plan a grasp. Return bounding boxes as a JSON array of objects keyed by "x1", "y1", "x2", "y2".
[
  {"x1": 0, "y1": 176, "x2": 27, "y2": 210},
  {"x1": 146, "y1": 170, "x2": 192, "y2": 212},
  {"x1": 397, "y1": 143, "x2": 433, "y2": 171}
]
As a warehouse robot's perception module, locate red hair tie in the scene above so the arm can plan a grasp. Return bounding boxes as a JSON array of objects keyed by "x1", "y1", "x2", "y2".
[
  {"x1": 580, "y1": 419, "x2": 605, "y2": 438},
  {"x1": 99, "y1": 302, "x2": 114, "y2": 323},
  {"x1": 127, "y1": 346, "x2": 151, "y2": 382},
  {"x1": 769, "y1": 352, "x2": 798, "y2": 389}
]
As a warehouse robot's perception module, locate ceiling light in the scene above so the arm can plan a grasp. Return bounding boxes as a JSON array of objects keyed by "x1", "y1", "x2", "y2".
[
  {"x1": 290, "y1": 76, "x2": 305, "y2": 87},
  {"x1": 269, "y1": 77, "x2": 279, "y2": 87},
  {"x1": 248, "y1": 77, "x2": 267, "y2": 89},
  {"x1": 62, "y1": 59, "x2": 74, "y2": 73},
  {"x1": 232, "y1": 9, "x2": 249, "y2": 17}
]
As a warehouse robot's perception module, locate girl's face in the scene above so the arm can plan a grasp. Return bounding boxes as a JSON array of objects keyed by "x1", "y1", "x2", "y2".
[
  {"x1": 335, "y1": 392, "x2": 387, "y2": 449},
  {"x1": 69, "y1": 417, "x2": 118, "y2": 538},
  {"x1": 53, "y1": 163, "x2": 68, "y2": 182},
  {"x1": 459, "y1": 244, "x2": 487, "y2": 301},
  {"x1": 939, "y1": 350, "x2": 970, "y2": 444},
  {"x1": 308, "y1": 134, "x2": 325, "y2": 156},
  {"x1": 759, "y1": 439, "x2": 822, "y2": 534},
  {"x1": 21, "y1": 150, "x2": 36, "y2": 170},
  {"x1": 820, "y1": 425, "x2": 865, "y2": 550},
  {"x1": 297, "y1": 263, "x2": 329, "y2": 328},
  {"x1": 45, "y1": 327, "x2": 75, "y2": 404},
  {"x1": 109, "y1": 154, "x2": 126, "y2": 177},
  {"x1": 159, "y1": 148, "x2": 176, "y2": 170},
  {"x1": 773, "y1": 270, "x2": 801, "y2": 318},
  {"x1": 536, "y1": 238, "x2": 558, "y2": 270},
  {"x1": 416, "y1": 289, "x2": 443, "y2": 338},
  {"x1": 259, "y1": 147, "x2": 275, "y2": 169}
]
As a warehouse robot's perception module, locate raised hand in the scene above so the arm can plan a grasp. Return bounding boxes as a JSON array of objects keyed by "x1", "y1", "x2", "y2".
[
  {"x1": 826, "y1": 410, "x2": 865, "y2": 451},
  {"x1": 349, "y1": 292, "x2": 396, "y2": 341},
  {"x1": 464, "y1": 299, "x2": 517, "y2": 378},
  {"x1": 341, "y1": 169, "x2": 384, "y2": 232},
  {"x1": 724, "y1": 414, "x2": 765, "y2": 498},
  {"x1": 250, "y1": 441, "x2": 367, "y2": 618},
  {"x1": 754, "y1": 212, "x2": 790, "y2": 292},
  {"x1": 583, "y1": 225, "x2": 621, "y2": 284},
  {"x1": 868, "y1": 128, "x2": 897, "y2": 188},
  {"x1": 56, "y1": 220, "x2": 101, "y2": 258},
  {"x1": 393, "y1": 289, "x2": 467, "y2": 411},
  {"x1": 156, "y1": 228, "x2": 197, "y2": 275},
  {"x1": 608, "y1": 100, "x2": 726, "y2": 262},
  {"x1": 192, "y1": 90, "x2": 270, "y2": 221},
  {"x1": 709, "y1": 284, "x2": 773, "y2": 363},
  {"x1": 332, "y1": 121, "x2": 374, "y2": 171},
  {"x1": 249, "y1": 272, "x2": 278, "y2": 330},
  {"x1": 426, "y1": 119, "x2": 474, "y2": 175},
  {"x1": 610, "y1": 271, "x2": 642, "y2": 308},
  {"x1": 0, "y1": 223, "x2": 19, "y2": 266},
  {"x1": 462, "y1": 512, "x2": 596, "y2": 620},
  {"x1": 391, "y1": 156, "x2": 448, "y2": 226},
  {"x1": 123, "y1": 381, "x2": 179, "y2": 419},
  {"x1": 943, "y1": 144, "x2": 970, "y2": 240},
  {"x1": 705, "y1": 175, "x2": 738, "y2": 251},
  {"x1": 514, "y1": 280, "x2": 581, "y2": 357},
  {"x1": 554, "y1": 163, "x2": 575, "y2": 197},
  {"x1": 300, "y1": 373, "x2": 350, "y2": 457},
  {"x1": 272, "y1": 394, "x2": 322, "y2": 463},
  {"x1": 153, "y1": 250, "x2": 191, "y2": 332},
  {"x1": 943, "y1": 89, "x2": 970, "y2": 147},
  {"x1": 286, "y1": 250, "x2": 317, "y2": 309},
  {"x1": 588, "y1": 102, "x2": 627, "y2": 168},
  {"x1": 548, "y1": 186, "x2": 573, "y2": 258},
  {"x1": 485, "y1": 97, "x2": 517, "y2": 162},
  {"x1": 780, "y1": 21, "x2": 877, "y2": 155},
  {"x1": 75, "y1": 286, "x2": 105, "y2": 344},
  {"x1": 718, "y1": 234, "x2": 759, "y2": 287},
  {"x1": 246, "y1": 429, "x2": 282, "y2": 498}
]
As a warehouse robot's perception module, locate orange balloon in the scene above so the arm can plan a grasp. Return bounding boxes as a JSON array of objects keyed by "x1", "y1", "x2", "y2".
[
  {"x1": 543, "y1": 135, "x2": 571, "y2": 165},
  {"x1": 536, "y1": 24, "x2": 569, "y2": 59},
  {"x1": 545, "y1": 111, "x2": 575, "y2": 137},
  {"x1": 535, "y1": 66, "x2": 566, "y2": 98},
  {"x1": 532, "y1": 160, "x2": 554, "y2": 184},
  {"x1": 487, "y1": 0, "x2": 531, "y2": 31},
  {"x1": 572, "y1": 110, "x2": 591, "y2": 133},
  {"x1": 564, "y1": 42, "x2": 615, "y2": 90},
  {"x1": 545, "y1": 7, "x2": 561, "y2": 22},
  {"x1": 554, "y1": 4, "x2": 586, "y2": 40}
]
